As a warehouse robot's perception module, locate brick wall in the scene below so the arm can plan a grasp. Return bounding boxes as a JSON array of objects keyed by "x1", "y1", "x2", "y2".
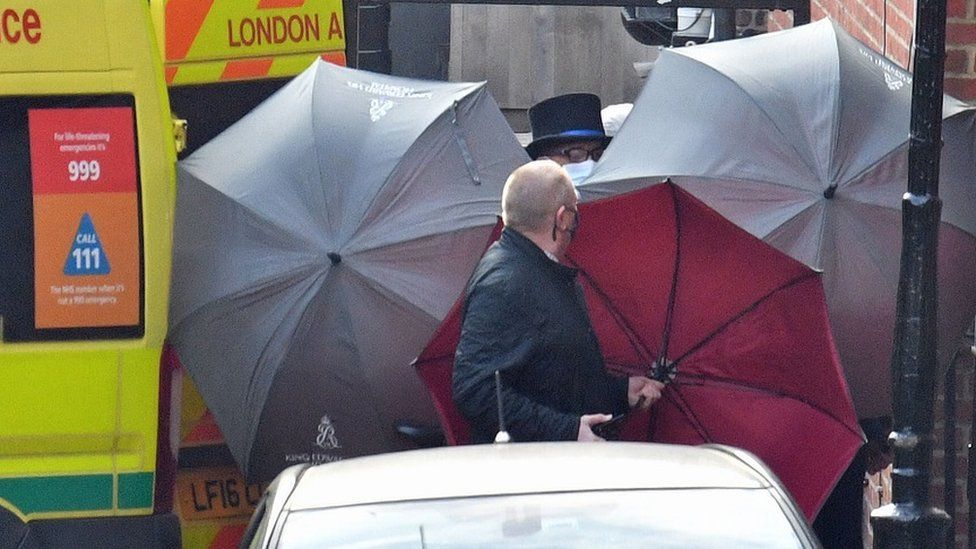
[
  {"x1": 947, "y1": 0, "x2": 976, "y2": 99},
  {"x1": 933, "y1": 347, "x2": 975, "y2": 548},
  {"x1": 769, "y1": 0, "x2": 976, "y2": 100}
]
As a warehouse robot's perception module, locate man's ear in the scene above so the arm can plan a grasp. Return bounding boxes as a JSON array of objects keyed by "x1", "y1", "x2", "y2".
[{"x1": 554, "y1": 205, "x2": 568, "y2": 229}]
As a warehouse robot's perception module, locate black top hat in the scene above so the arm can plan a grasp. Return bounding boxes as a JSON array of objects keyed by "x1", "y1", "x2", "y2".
[{"x1": 525, "y1": 93, "x2": 612, "y2": 160}]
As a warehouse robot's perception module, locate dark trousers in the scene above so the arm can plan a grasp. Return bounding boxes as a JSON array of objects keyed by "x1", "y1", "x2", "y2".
[{"x1": 813, "y1": 443, "x2": 867, "y2": 549}]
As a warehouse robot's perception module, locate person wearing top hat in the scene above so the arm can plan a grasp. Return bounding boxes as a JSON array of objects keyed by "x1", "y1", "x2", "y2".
[{"x1": 525, "y1": 93, "x2": 613, "y2": 185}]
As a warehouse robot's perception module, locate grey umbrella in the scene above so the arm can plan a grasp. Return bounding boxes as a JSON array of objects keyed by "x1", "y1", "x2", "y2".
[
  {"x1": 168, "y1": 60, "x2": 528, "y2": 481},
  {"x1": 583, "y1": 19, "x2": 976, "y2": 420}
]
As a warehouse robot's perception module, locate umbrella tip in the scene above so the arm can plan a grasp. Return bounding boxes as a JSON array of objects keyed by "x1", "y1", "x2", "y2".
[
  {"x1": 494, "y1": 430, "x2": 511, "y2": 444},
  {"x1": 327, "y1": 252, "x2": 342, "y2": 265},
  {"x1": 823, "y1": 184, "x2": 838, "y2": 199}
]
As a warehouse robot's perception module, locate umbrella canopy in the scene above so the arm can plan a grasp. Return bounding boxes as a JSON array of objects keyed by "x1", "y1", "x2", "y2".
[
  {"x1": 583, "y1": 19, "x2": 976, "y2": 420},
  {"x1": 168, "y1": 60, "x2": 529, "y2": 482},
  {"x1": 415, "y1": 183, "x2": 863, "y2": 520}
]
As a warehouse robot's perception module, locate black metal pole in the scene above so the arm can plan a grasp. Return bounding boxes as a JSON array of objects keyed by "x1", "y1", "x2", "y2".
[
  {"x1": 871, "y1": 0, "x2": 951, "y2": 546},
  {"x1": 791, "y1": 2, "x2": 810, "y2": 25},
  {"x1": 712, "y1": 9, "x2": 736, "y2": 41}
]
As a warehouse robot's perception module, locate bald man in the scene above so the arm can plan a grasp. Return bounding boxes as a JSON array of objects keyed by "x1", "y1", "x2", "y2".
[{"x1": 453, "y1": 160, "x2": 663, "y2": 443}]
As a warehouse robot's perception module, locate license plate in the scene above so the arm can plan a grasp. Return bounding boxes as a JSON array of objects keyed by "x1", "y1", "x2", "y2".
[{"x1": 177, "y1": 466, "x2": 266, "y2": 520}]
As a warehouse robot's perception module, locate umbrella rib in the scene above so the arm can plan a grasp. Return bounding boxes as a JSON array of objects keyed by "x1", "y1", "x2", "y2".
[
  {"x1": 170, "y1": 262, "x2": 326, "y2": 341},
  {"x1": 341, "y1": 260, "x2": 442, "y2": 327},
  {"x1": 672, "y1": 175, "x2": 823, "y2": 197},
  {"x1": 586, "y1": 175, "x2": 823, "y2": 217},
  {"x1": 671, "y1": 271, "x2": 818, "y2": 366},
  {"x1": 745, "y1": 70, "x2": 829, "y2": 183},
  {"x1": 182, "y1": 173, "x2": 325, "y2": 255},
  {"x1": 669, "y1": 52, "x2": 827, "y2": 185},
  {"x1": 241, "y1": 267, "x2": 330, "y2": 404},
  {"x1": 671, "y1": 375, "x2": 864, "y2": 439},
  {"x1": 660, "y1": 182, "x2": 682, "y2": 363},
  {"x1": 839, "y1": 108, "x2": 973, "y2": 203},
  {"x1": 669, "y1": 177, "x2": 829, "y2": 245},
  {"x1": 569, "y1": 262, "x2": 656, "y2": 371},
  {"x1": 813, "y1": 198, "x2": 829, "y2": 270},
  {"x1": 758, "y1": 197, "x2": 823, "y2": 244},
  {"x1": 343, "y1": 100, "x2": 479, "y2": 249},
  {"x1": 836, "y1": 142, "x2": 907, "y2": 201},
  {"x1": 658, "y1": 382, "x2": 715, "y2": 442},
  {"x1": 309, "y1": 62, "x2": 334, "y2": 233}
]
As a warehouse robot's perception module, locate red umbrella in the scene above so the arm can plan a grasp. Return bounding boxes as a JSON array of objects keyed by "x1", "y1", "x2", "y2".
[{"x1": 414, "y1": 182, "x2": 863, "y2": 520}]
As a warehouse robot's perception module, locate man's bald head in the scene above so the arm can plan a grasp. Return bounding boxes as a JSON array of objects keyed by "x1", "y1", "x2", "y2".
[{"x1": 502, "y1": 160, "x2": 577, "y2": 233}]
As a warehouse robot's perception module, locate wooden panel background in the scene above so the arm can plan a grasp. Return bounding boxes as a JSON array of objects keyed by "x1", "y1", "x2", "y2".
[{"x1": 450, "y1": 6, "x2": 662, "y2": 111}]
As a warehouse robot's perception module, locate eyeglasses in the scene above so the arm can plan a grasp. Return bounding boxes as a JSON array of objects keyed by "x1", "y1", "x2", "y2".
[{"x1": 557, "y1": 146, "x2": 604, "y2": 163}]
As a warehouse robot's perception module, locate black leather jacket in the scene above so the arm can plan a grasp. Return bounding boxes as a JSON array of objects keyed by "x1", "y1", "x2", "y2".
[{"x1": 453, "y1": 227, "x2": 629, "y2": 443}]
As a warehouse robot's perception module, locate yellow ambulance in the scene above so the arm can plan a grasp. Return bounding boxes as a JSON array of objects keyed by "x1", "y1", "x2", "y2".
[
  {"x1": 0, "y1": 1, "x2": 345, "y2": 547},
  {"x1": 0, "y1": 0, "x2": 179, "y2": 546}
]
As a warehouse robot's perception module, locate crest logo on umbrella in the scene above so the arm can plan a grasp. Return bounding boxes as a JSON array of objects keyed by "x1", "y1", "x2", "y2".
[
  {"x1": 883, "y1": 72, "x2": 904, "y2": 91},
  {"x1": 857, "y1": 45, "x2": 912, "y2": 91},
  {"x1": 315, "y1": 415, "x2": 341, "y2": 450},
  {"x1": 370, "y1": 98, "x2": 394, "y2": 122}
]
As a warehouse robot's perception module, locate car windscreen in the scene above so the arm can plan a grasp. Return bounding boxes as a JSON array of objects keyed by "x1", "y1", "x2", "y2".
[{"x1": 275, "y1": 488, "x2": 806, "y2": 548}]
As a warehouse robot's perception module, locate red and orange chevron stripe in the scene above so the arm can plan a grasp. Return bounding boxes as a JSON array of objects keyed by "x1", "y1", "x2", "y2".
[{"x1": 160, "y1": 0, "x2": 346, "y2": 86}]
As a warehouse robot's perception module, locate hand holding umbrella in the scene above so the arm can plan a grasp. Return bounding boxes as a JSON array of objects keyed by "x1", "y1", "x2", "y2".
[{"x1": 627, "y1": 378, "x2": 664, "y2": 411}]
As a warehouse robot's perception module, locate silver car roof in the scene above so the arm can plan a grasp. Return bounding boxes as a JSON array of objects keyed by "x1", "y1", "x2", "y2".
[{"x1": 283, "y1": 442, "x2": 775, "y2": 512}]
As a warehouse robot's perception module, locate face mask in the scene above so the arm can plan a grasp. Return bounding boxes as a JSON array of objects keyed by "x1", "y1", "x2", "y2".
[{"x1": 563, "y1": 159, "x2": 596, "y2": 185}]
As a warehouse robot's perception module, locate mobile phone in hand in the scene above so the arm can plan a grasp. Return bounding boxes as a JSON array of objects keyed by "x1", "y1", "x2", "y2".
[{"x1": 591, "y1": 414, "x2": 627, "y2": 440}]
